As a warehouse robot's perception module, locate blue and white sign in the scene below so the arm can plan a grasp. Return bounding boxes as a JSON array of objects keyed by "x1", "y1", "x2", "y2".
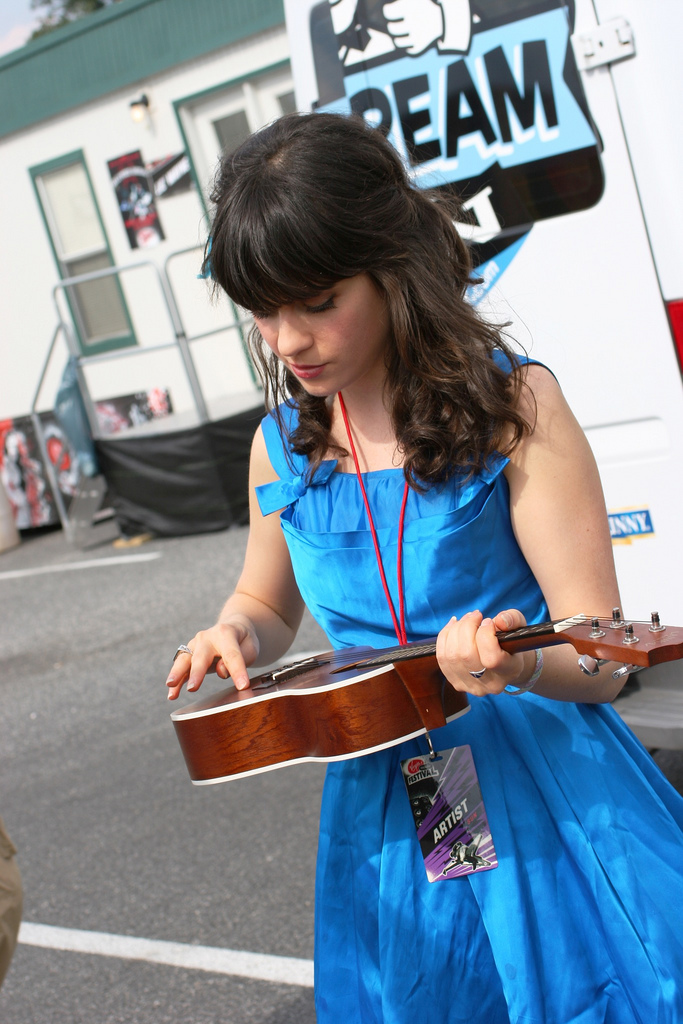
[
  {"x1": 296, "y1": 0, "x2": 604, "y2": 302},
  {"x1": 322, "y1": 9, "x2": 596, "y2": 190},
  {"x1": 608, "y1": 509, "x2": 655, "y2": 542}
]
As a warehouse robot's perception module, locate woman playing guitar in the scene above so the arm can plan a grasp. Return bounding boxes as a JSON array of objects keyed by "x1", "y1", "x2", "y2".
[{"x1": 166, "y1": 113, "x2": 683, "y2": 1023}]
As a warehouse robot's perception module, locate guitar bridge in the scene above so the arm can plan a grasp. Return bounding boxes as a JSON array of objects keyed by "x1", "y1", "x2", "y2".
[{"x1": 251, "y1": 656, "x2": 330, "y2": 688}]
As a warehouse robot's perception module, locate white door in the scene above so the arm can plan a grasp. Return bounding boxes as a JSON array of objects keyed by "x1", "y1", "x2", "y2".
[{"x1": 179, "y1": 68, "x2": 296, "y2": 203}]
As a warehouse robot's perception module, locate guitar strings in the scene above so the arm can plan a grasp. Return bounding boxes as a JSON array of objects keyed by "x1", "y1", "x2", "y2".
[{"x1": 280, "y1": 615, "x2": 672, "y2": 679}]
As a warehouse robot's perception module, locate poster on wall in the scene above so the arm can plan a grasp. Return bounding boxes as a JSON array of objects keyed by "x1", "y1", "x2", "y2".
[
  {"x1": 149, "y1": 153, "x2": 193, "y2": 198},
  {"x1": 0, "y1": 414, "x2": 78, "y2": 529},
  {"x1": 95, "y1": 387, "x2": 173, "y2": 435},
  {"x1": 107, "y1": 150, "x2": 165, "y2": 249}
]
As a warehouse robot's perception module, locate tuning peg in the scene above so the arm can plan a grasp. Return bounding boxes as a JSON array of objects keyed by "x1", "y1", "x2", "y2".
[
  {"x1": 578, "y1": 655, "x2": 607, "y2": 676},
  {"x1": 649, "y1": 611, "x2": 666, "y2": 633},
  {"x1": 622, "y1": 624, "x2": 640, "y2": 645},
  {"x1": 612, "y1": 663, "x2": 645, "y2": 680},
  {"x1": 609, "y1": 607, "x2": 626, "y2": 628}
]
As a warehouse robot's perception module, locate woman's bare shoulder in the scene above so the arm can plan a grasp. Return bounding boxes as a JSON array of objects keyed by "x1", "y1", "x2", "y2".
[
  {"x1": 509, "y1": 360, "x2": 585, "y2": 459},
  {"x1": 249, "y1": 423, "x2": 282, "y2": 488}
]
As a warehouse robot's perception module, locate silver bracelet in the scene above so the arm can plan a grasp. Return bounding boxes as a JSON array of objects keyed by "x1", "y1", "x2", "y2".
[{"x1": 504, "y1": 649, "x2": 543, "y2": 695}]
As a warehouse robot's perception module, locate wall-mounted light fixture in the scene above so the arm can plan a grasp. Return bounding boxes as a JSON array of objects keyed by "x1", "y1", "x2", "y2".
[{"x1": 129, "y1": 94, "x2": 150, "y2": 124}]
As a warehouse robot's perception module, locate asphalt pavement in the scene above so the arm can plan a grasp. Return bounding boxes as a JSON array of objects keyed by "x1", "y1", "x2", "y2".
[
  {"x1": 1, "y1": 523, "x2": 681, "y2": 1024},
  {"x1": 0, "y1": 522, "x2": 328, "y2": 1024}
]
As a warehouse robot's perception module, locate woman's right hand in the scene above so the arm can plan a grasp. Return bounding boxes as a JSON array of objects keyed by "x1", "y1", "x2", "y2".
[{"x1": 165, "y1": 615, "x2": 260, "y2": 701}]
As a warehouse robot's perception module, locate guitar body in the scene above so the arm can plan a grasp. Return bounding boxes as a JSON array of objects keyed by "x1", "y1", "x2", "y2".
[
  {"x1": 171, "y1": 614, "x2": 683, "y2": 785},
  {"x1": 171, "y1": 646, "x2": 469, "y2": 784}
]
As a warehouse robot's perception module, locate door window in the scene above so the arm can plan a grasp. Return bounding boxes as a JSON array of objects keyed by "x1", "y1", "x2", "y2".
[
  {"x1": 178, "y1": 66, "x2": 296, "y2": 204},
  {"x1": 32, "y1": 154, "x2": 134, "y2": 354}
]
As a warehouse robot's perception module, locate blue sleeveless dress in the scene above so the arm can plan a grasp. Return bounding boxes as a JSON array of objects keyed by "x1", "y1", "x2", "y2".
[{"x1": 256, "y1": 367, "x2": 683, "y2": 1024}]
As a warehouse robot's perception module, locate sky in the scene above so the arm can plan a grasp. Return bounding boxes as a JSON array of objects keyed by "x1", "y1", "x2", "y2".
[{"x1": 0, "y1": 0, "x2": 40, "y2": 57}]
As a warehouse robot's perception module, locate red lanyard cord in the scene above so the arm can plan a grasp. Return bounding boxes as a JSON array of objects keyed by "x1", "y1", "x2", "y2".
[
  {"x1": 396, "y1": 481, "x2": 409, "y2": 644},
  {"x1": 338, "y1": 392, "x2": 409, "y2": 646}
]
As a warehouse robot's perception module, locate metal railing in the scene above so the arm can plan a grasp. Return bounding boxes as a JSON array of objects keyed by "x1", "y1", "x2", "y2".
[
  {"x1": 30, "y1": 322, "x2": 75, "y2": 540},
  {"x1": 29, "y1": 248, "x2": 256, "y2": 540},
  {"x1": 163, "y1": 245, "x2": 257, "y2": 387}
]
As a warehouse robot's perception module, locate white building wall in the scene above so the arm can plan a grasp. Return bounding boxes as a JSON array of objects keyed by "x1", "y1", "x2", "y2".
[{"x1": 0, "y1": 24, "x2": 291, "y2": 424}]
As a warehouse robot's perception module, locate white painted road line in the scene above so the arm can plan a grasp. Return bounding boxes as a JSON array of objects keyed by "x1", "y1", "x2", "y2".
[
  {"x1": 18, "y1": 922, "x2": 314, "y2": 988},
  {"x1": 0, "y1": 552, "x2": 161, "y2": 581}
]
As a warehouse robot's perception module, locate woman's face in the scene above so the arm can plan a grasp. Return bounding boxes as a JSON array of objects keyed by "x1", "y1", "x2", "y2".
[{"x1": 252, "y1": 274, "x2": 391, "y2": 400}]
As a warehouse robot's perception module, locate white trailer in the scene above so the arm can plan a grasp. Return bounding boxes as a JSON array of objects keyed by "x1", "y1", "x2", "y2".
[{"x1": 283, "y1": 0, "x2": 683, "y2": 746}]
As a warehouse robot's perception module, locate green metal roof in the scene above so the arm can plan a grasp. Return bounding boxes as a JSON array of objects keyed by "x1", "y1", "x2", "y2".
[{"x1": 0, "y1": 0, "x2": 286, "y2": 140}]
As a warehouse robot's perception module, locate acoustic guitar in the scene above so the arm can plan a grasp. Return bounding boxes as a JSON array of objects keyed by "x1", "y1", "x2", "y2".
[{"x1": 171, "y1": 611, "x2": 683, "y2": 785}]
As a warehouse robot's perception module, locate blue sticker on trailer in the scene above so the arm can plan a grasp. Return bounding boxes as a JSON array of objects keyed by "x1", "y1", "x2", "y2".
[
  {"x1": 309, "y1": 0, "x2": 604, "y2": 301},
  {"x1": 609, "y1": 509, "x2": 655, "y2": 542},
  {"x1": 468, "y1": 230, "x2": 529, "y2": 306}
]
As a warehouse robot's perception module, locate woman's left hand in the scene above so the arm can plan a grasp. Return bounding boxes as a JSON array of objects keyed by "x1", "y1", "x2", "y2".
[{"x1": 436, "y1": 608, "x2": 533, "y2": 696}]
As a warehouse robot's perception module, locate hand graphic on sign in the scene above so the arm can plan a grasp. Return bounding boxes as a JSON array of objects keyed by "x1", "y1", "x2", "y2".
[
  {"x1": 329, "y1": 0, "x2": 357, "y2": 35},
  {"x1": 383, "y1": 0, "x2": 471, "y2": 56}
]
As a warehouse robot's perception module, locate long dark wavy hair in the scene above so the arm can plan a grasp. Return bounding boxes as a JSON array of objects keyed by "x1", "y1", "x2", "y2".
[{"x1": 205, "y1": 112, "x2": 531, "y2": 488}]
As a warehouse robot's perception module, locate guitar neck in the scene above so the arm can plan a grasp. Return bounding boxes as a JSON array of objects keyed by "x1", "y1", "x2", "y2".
[
  {"x1": 343, "y1": 614, "x2": 683, "y2": 671},
  {"x1": 497, "y1": 615, "x2": 591, "y2": 655},
  {"x1": 352, "y1": 616, "x2": 586, "y2": 668}
]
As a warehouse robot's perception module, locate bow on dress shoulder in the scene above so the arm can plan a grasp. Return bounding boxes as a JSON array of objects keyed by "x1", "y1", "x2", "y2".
[{"x1": 255, "y1": 460, "x2": 338, "y2": 515}]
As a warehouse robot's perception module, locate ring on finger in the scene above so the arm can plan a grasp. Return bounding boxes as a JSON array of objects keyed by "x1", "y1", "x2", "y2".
[
  {"x1": 173, "y1": 643, "x2": 193, "y2": 663},
  {"x1": 469, "y1": 668, "x2": 486, "y2": 679}
]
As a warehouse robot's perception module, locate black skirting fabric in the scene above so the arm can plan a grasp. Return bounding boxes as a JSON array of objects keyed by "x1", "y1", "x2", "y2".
[{"x1": 95, "y1": 406, "x2": 263, "y2": 537}]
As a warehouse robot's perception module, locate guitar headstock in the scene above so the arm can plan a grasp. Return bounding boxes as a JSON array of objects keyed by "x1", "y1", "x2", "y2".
[
  {"x1": 498, "y1": 612, "x2": 683, "y2": 668},
  {"x1": 556, "y1": 613, "x2": 683, "y2": 668}
]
